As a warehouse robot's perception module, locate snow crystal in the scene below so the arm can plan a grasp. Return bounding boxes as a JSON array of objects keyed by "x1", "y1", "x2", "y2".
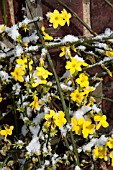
[
  {"x1": 15, "y1": 44, "x2": 23, "y2": 56},
  {"x1": 62, "y1": 35, "x2": 79, "y2": 44}
]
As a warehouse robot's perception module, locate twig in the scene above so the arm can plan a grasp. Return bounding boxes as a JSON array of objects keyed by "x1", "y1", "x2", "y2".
[
  {"x1": 1, "y1": 0, "x2": 7, "y2": 25},
  {"x1": 103, "y1": 0, "x2": 113, "y2": 9}
]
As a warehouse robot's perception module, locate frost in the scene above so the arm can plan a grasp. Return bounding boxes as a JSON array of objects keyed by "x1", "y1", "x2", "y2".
[
  {"x1": 26, "y1": 137, "x2": 41, "y2": 156},
  {"x1": 73, "y1": 106, "x2": 91, "y2": 120},
  {"x1": 74, "y1": 54, "x2": 85, "y2": 62},
  {"x1": 74, "y1": 166, "x2": 81, "y2": 170},
  {"x1": 92, "y1": 104, "x2": 101, "y2": 113},
  {"x1": 62, "y1": 34, "x2": 79, "y2": 44},
  {"x1": 41, "y1": 48, "x2": 47, "y2": 57},
  {"x1": 9, "y1": 25, "x2": 20, "y2": 41},
  {"x1": 0, "y1": 53, "x2": 6, "y2": 58},
  {"x1": 15, "y1": 44, "x2": 23, "y2": 56},
  {"x1": 77, "y1": 45, "x2": 86, "y2": 51}
]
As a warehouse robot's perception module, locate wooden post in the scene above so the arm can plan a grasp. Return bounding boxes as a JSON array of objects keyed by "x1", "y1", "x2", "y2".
[
  {"x1": 7, "y1": 0, "x2": 15, "y2": 25},
  {"x1": 82, "y1": 0, "x2": 92, "y2": 37}
]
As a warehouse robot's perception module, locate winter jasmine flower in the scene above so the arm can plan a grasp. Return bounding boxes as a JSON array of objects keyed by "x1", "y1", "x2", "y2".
[
  {"x1": 61, "y1": 9, "x2": 72, "y2": 26},
  {"x1": 82, "y1": 119, "x2": 95, "y2": 138},
  {"x1": 94, "y1": 114, "x2": 109, "y2": 130},
  {"x1": 70, "y1": 89, "x2": 84, "y2": 104},
  {"x1": 65, "y1": 57, "x2": 88, "y2": 75},
  {"x1": 11, "y1": 67, "x2": 25, "y2": 82},
  {"x1": 76, "y1": 73, "x2": 89, "y2": 88},
  {"x1": 48, "y1": 9, "x2": 65, "y2": 29},
  {"x1": 106, "y1": 138, "x2": 113, "y2": 149},
  {"x1": 93, "y1": 146, "x2": 108, "y2": 161},
  {"x1": 71, "y1": 117, "x2": 84, "y2": 135},
  {"x1": 55, "y1": 111, "x2": 67, "y2": 128},
  {"x1": 0, "y1": 125, "x2": 14, "y2": 141},
  {"x1": 30, "y1": 95, "x2": 39, "y2": 110},
  {"x1": 110, "y1": 151, "x2": 113, "y2": 166},
  {"x1": 36, "y1": 67, "x2": 52, "y2": 79}
]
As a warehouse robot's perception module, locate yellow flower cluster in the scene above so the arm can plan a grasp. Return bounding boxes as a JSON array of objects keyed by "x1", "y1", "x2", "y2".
[
  {"x1": 48, "y1": 9, "x2": 72, "y2": 29},
  {"x1": 71, "y1": 114, "x2": 109, "y2": 138},
  {"x1": 71, "y1": 117, "x2": 95, "y2": 138},
  {"x1": 44, "y1": 110, "x2": 67, "y2": 128},
  {"x1": 11, "y1": 56, "x2": 33, "y2": 82},
  {"x1": 94, "y1": 146, "x2": 108, "y2": 161},
  {"x1": 93, "y1": 137, "x2": 113, "y2": 166},
  {"x1": 70, "y1": 72, "x2": 95, "y2": 105}
]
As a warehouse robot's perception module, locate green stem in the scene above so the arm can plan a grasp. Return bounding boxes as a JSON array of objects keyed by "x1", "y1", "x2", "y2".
[
  {"x1": 56, "y1": 0, "x2": 97, "y2": 36},
  {"x1": 1, "y1": 0, "x2": 7, "y2": 25},
  {"x1": 46, "y1": 119, "x2": 52, "y2": 147},
  {"x1": 92, "y1": 95, "x2": 113, "y2": 103},
  {"x1": 26, "y1": 0, "x2": 80, "y2": 165},
  {"x1": 103, "y1": 0, "x2": 113, "y2": 9},
  {"x1": 3, "y1": 155, "x2": 10, "y2": 167},
  {"x1": 12, "y1": 96, "x2": 19, "y2": 138}
]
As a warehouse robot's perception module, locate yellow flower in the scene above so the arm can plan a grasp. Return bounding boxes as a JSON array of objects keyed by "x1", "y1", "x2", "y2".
[
  {"x1": 23, "y1": 42, "x2": 28, "y2": 47},
  {"x1": 0, "y1": 24, "x2": 6, "y2": 32},
  {"x1": 94, "y1": 115, "x2": 109, "y2": 130},
  {"x1": 59, "y1": 46, "x2": 71, "y2": 57},
  {"x1": 61, "y1": 9, "x2": 72, "y2": 26},
  {"x1": 55, "y1": 111, "x2": 67, "y2": 128},
  {"x1": 41, "y1": 26, "x2": 53, "y2": 41},
  {"x1": 28, "y1": 59, "x2": 33, "y2": 71},
  {"x1": 16, "y1": 58, "x2": 27, "y2": 69},
  {"x1": 110, "y1": 151, "x2": 113, "y2": 166},
  {"x1": 70, "y1": 89, "x2": 84, "y2": 104},
  {"x1": 32, "y1": 79, "x2": 47, "y2": 88},
  {"x1": 45, "y1": 110, "x2": 57, "y2": 121},
  {"x1": 65, "y1": 58, "x2": 88, "y2": 75},
  {"x1": 0, "y1": 97, "x2": 2, "y2": 102},
  {"x1": 44, "y1": 110, "x2": 57, "y2": 129},
  {"x1": 83, "y1": 86, "x2": 95, "y2": 97},
  {"x1": 22, "y1": 24, "x2": 29, "y2": 32},
  {"x1": 30, "y1": 95, "x2": 39, "y2": 110},
  {"x1": 105, "y1": 50, "x2": 113, "y2": 58},
  {"x1": 106, "y1": 138, "x2": 113, "y2": 149},
  {"x1": 16, "y1": 58, "x2": 33, "y2": 71},
  {"x1": 76, "y1": 73, "x2": 89, "y2": 88},
  {"x1": 82, "y1": 119, "x2": 95, "y2": 138},
  {"x1": 48, "y1": 9, "x2": 65, "y2": 29},
  {"x1": 71, "y1": 117, "x2": 84, "y2": 135},
  {"x1": 11, "y1": 67, "x2": 25, "y2": 82},
  {"x1": 36, "y1": 67, "x2": 52, "y2": 79},
  {"x1": 43, "y1": 32, "x2": 53, "y2": 41},
  {"x1": 0, "y1": 125, "x2": 14, "y2": 141},
  {"x1": 93, "y1": 146, "x2": 108, "y2": 161}
]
